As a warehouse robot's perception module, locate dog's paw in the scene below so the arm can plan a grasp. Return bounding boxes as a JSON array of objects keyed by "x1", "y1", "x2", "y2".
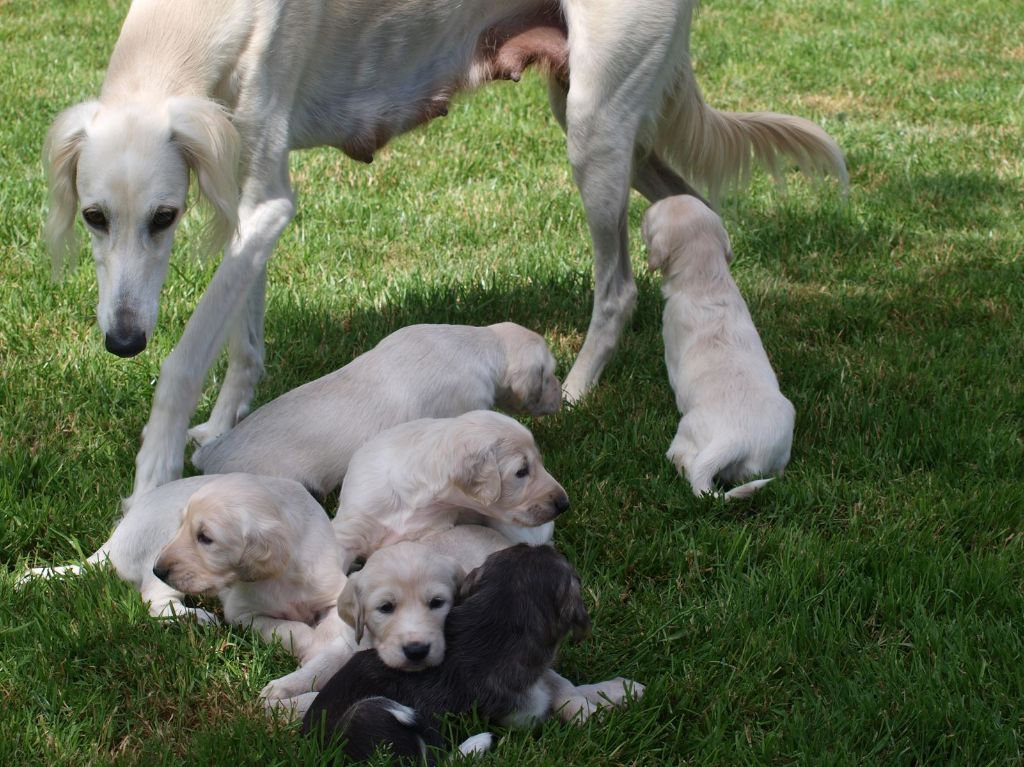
[
  {"x1": 16, "y1": 564, "x2": 84, "y2": 588},
  {"x1": 187, "y1": 420, "x2": 223, "y2": 447},
  {"x1": 260, "y1": 672, "x2": 309, "y2": 702},
  {"x1": 555, "y1": 695, "x2": 599, "y2": 724},
  {"x1": 577, "y1": 677, "x2": 645, "y2": 708},
  {"x1": 262, "y1": 692, "x2": 317, "y2": 722}
]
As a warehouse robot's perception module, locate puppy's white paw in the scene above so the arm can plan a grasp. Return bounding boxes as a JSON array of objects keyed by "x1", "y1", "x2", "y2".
[
  {"x1": 16, "y1": 564, "x2": 84, "y2": 588},
  {"x1": 262, "y1": 692, "x2": 317, "y2": 722},
  {"x1": 457, "y1": 732, "x2": 494, "y2": 756},
  {"x1": 555, "y1": 695, "x2": 599, "y2": 724},
  {"x1": 577, "y1": 677, "x2": 645, "y2": 708},
  {"x1": 260, "y1": 671, "x2": 311, "y2": 702}
]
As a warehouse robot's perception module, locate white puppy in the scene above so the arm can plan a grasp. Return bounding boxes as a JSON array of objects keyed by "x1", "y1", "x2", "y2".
[
  {"x1": 332, "y1": 410, "x2": 569, "y2": 571},
  {"x1": 18, "y1": 474, "x2": 349, "y2": 661},
  {"x1": 642, "y1": 195, "x2": 795, "y2": 499},
  {"x1": 151, "y1": 474, "x2": 349, "y2": 662},
  {"x1": 192, "y1": 323, "x2": 561, "y2": 498}
]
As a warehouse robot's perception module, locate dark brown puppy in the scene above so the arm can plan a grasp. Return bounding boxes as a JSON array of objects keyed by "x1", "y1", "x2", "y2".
[{"x1": 301, "y1": 544, "x2": 590, "y2": 764}]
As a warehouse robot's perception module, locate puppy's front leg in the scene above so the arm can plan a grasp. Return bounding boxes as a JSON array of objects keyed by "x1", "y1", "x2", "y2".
[
  {"x1": 543, "y1": 670, "x2": 597, "y2": 723},
  {"x1": 260, "y1": 634, "x2": 358, "y2": 701},
  {"x1": 245, "y1": 615, "x2": 315, "y2": 660}
]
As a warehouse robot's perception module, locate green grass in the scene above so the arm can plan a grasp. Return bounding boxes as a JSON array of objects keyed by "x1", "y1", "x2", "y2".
[{"x1": 2, "y1": 0, "x2": 1023, "y2": 764}]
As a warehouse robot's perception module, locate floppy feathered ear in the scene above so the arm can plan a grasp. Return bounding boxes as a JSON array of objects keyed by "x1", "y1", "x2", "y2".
[
  {"x1": 167, "y1": 96, "x2": 240, "y2": 254},
  {"x1": 454, "y1": 443, "x2": 502, "y2": 506},
  {"x1": 337, "y1": 575, "x2": 365, "y2": 643},
  {"x1": 236, "y1": 521, "x2": 290, "y2": 582},
  {"x1": 43, "y1": 100, "x2": 100, "y2": 277},
  {"x1": 508, "y1": 361, "x2": 546, "y2": 411}
]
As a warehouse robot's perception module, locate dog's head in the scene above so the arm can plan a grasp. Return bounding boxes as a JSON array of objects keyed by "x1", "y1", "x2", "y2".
[
  {"x1": 447, "y1": 411, "x2": 569, "y2": 528},
  {"x1": 455, "y1": 544, "x2": 591, "y2": 649},
  {"x1": 44, "y1": 97, "x2": 239, "y2": 357},
  {"x1": 642, "y1": 195, "x2": 732, "y2": 281},
  {"x1": 489, "y1": 322, "x2": 562, "y2": 416},
  {"x1": 337, "y1": 541, "x2": 465, "y2": 671},
  {"x1": 152, "y1": 474, "x2": 291, "y2": 595}
]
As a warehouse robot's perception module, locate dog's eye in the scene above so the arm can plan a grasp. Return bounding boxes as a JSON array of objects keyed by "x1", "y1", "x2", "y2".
[
  {"x1": 82, "y1": 207, "x2": 108, "y2": 231},
  {"x1": 377, "y1": 602, "x2": 395, "y2": 614},
  {"x1": 428, "y1": 597, "x2": 446, "y2": 610},
  {"x1": 515, "y1": 463, "x2": 529, "y2": 478},
  {"x1": 196, "y1": 531, "x2": 213, "y2": 545},
  {"x1": 149, "y1": 207, "x2": 178, "y2": 234}
]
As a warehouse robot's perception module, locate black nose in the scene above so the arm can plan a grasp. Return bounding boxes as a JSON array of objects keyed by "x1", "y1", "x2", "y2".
[
  {"x1": 152, "y1": 564, "x2": 170, "y2": 583},
  {"x1": 553, "y1": 494, "x2": 570, "y2": 515},
  {"x1": 402, "y1": 642, "x2": 431, "y2": 662},
  {"x1": 105, "y1": 330, "x2": 147, "y2": 357}
]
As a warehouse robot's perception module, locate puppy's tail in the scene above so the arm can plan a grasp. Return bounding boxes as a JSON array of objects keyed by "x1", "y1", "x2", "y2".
[
  {"x1": 722, "y1": 477, "x2": 775, "y2": 501},
  {"x1": 649, "y1": 5, "x2": 848, "y2": 206},
  {"x1": 330, "y1": 696, "x2": 437, "y2": 765},
  {"x1": 16, "y1": 544, "x2": 111, "y2": 588}
]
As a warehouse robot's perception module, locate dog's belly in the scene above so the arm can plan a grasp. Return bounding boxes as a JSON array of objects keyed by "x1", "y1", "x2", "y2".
[{"x1": 289, "y1": 0, "x2": 567, "y2": 161}]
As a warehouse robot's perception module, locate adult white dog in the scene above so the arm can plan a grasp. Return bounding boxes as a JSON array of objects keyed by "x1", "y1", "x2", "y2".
[
  {"x1": 643, "y1": 195, "x2": 795, "y2": 498},
  {"x1": 192, "y1": 322, "x2": 561, "y2": 497},
  {"x1": 44, "y1": 0, "x2": 847, "y2": 499}
]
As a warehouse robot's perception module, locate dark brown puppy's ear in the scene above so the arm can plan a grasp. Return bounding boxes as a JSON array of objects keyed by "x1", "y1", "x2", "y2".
[{"x1": 337, "y1": 575, "x2": 365, "y2": 643}]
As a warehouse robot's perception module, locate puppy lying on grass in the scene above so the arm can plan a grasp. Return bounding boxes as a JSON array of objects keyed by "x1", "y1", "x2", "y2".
[
  {"x1": 263, "y1": 526, "x2": 639, "y2": 722},
  {"x1": 21, "y1": 474, "x2": 350, "y2": 663},
  {"x1": 332, "y1": 410, "x2": 570, "y2": 571},
  {"x1": 301, "y1": 545, "x2": 635, "y2": 764},
  {"x1": 643, "y1": 195, "x2": 795, "y2": 499},
  {"x1": 192, "y1": 323, "x2": 562, "y2": 498}
]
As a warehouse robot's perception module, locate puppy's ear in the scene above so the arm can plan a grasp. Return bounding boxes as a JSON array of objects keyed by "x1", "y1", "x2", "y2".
[
  {"x1": 559, "y1": 574, "x2": 592, "y2": 644},
  {"x1": 444, "y1": 557, "x2": 468, "y2": 593},
  {"x1": 455, "y1": 446, "x2": 502, "y2": 506},
  {"x1": 237, "y1": 521, "x2": 290, "y2": 582},
  {"x1": 337, "y1": 575, "x2": 366, "y2": 643},
  {"x1": 457, "y1": 564, "x2": 486, "y2": 601}
]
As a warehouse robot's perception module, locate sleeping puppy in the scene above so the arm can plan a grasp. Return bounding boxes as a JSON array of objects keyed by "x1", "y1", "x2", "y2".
[
  {"x1": 18, "y1": 474, "x2": 350, "y2": 663},
  {"x1": 332, "y1": 410, "x2": 569, "y2": 571},
  {"x1": 643, "y1": 195, "x2": 795, "y2": 499},
  {"x1": 192, "y1": 323, "x2": 562, "y2": 497},
  {"x1": 263, "y1": 527, "x2": 641, "y2": 724},
  {"x1": 151, "y1": 474, "x2": 351, "y2": 662},
  {"x1": 300, "y1": 545, "x2": 597, "y2": 764}
]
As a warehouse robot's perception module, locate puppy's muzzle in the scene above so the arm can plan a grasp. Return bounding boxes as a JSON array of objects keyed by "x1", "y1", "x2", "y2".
[
  {"x1": 152, "y1": 563, "x2": 171, "y2": 584},
  {"x1": 402, "y1": 642, "x2": 431, "y2": 663},
  {"x1": 105, "y1": 328, "x2": 147, "y2": 357},
  {"x1": 552, "y1": 492, "x2": 570, "y2": 516}
]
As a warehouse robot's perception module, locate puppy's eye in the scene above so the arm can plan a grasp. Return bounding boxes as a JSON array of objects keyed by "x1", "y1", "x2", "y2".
[
  {"x1": 196, "y1": 531, "x2": 213, "y2": 545},
  {"x1": 82, "y1": 207, "x2": 108, "y2": 231},
  {"x1": 149, "y1": 207, "x2": 178, "y2": 234},
  {"x1": 377, "y1": 602, "x2": 395, "y2": 614},
  {"x1": 515, "y1": 464, "x2": 529, "y2": 479},
  {"x1": 428, "y1": 597, "x2": 446, "y2": 610}
]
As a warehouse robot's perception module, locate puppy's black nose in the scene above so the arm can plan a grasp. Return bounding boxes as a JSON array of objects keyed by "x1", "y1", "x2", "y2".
[
  {"x1": 105, "y1": 330, "x2": 147, "y2": 357},
  {"x1": 403, "y1": 642, "x2": 431, "y2": 662},
  {"x1": 152, "y1": 564, "x2": 170, "y2": 583},
  {"x1": 553, "y1": 494, "x2": 570, "y2": 516}
]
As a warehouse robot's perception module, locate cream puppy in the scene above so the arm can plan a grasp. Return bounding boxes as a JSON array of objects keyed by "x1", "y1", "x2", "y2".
[
  {"x1": 643, "y1": 195, "x2": 795, "y2": 499},
  {"x1": 332, "y1": 410, "x2": 569, "y2": 571},
  {"x1": 192, "y1": 323, "x2": 562, "y2": 498},
  {"x1": 262, "y1": 527, "x2": 643, "y2": 724},
  {"x1": 152, "y1": 473, "x2": 349, "y2": 662}
]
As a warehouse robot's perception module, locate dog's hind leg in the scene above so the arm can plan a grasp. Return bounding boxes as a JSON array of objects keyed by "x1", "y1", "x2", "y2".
[
  {"x1": 553, "y1": 1, "x2": 685, "y2": 402},
  {"x1": 188, "y1": 264, "x2": 267, "y2": 446}
]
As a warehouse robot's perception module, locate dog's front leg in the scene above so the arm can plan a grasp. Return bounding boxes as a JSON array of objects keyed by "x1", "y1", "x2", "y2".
[
  {"x1": 260, "y1": 634, "x2": 359, "y2": 702},
  {"x1": 132, "y1": 185, "x2": 294, "y2": 497},
  {"x1": 188, "y1": 265, "x2": 267, "y2": 446}
]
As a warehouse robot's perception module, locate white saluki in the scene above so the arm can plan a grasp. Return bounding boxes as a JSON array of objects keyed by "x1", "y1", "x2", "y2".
[{"x1": 44, "y1": 0, "x2": 847, "y2": 498}]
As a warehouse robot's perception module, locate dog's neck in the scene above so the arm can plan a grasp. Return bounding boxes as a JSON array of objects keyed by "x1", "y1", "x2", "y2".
[{"x1": 102, "y1": 1, "x2": 252, "y2": 104}]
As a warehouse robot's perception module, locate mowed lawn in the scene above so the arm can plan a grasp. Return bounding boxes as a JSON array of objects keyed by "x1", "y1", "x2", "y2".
[{"x1": 2, "y1": 0, "x2": 1023, "y2": 764}]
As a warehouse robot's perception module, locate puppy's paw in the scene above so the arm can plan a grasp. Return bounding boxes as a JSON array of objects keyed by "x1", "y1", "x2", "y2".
[
  {"x1": 457, "y1": 732, "x2": 494, "y2": 756},
  {"x1": 260, "y1": 671, "x2": 310, "y2": 702},
  {"x1": 554, "y1": 695, "x2": 599, "y2": 724},
  {"x1": 577, "y1": 677, "x2": 645, "y2": 708},
  {"x1": 262, "y1": 692, "x2": 318, "y2": 722},
  {"x1": 16, "y1": 564, "x2": 84, "y2": 588}
]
